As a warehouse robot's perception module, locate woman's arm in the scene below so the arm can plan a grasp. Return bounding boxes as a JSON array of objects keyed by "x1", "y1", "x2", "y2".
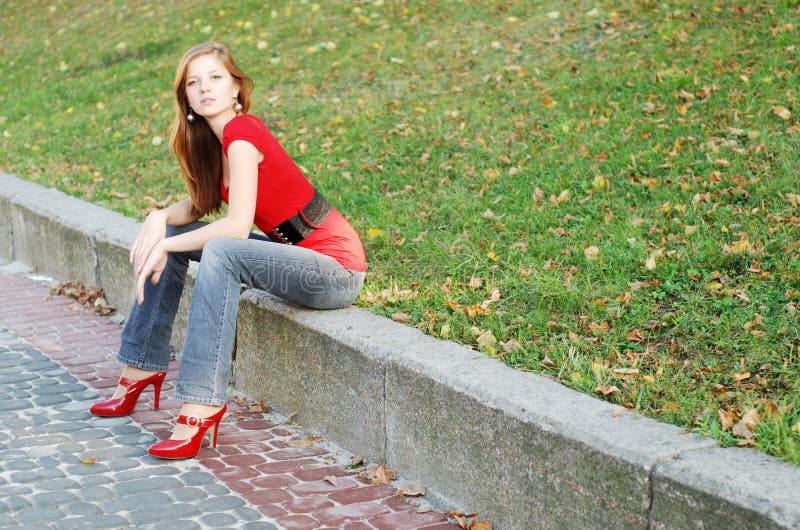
[
  {"x1": 159, "y1": 140, "x2": 259, "y2": 252},
  {"x1": 134, "y1": 140, "x2": 261, "y2": 303},
  {"x1": 129, "y1": 198, "x2": 201, "y2": 272}
]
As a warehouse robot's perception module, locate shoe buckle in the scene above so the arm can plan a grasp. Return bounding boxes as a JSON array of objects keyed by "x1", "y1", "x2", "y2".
[{"x1": 185, "y1": 416, "x2": 200, "y2": 427}]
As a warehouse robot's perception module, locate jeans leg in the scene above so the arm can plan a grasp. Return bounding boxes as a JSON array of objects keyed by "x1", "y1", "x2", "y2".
[
  {"x1": 116, "y1": 222, "x2": 205, "y2": 371},
  {"x1": 174, "y1": 237, "x2": 364, "y2": 406}
]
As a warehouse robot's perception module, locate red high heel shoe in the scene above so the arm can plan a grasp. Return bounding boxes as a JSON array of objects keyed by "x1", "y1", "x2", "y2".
[
  {"x1": 148, "y1": 405, "x2": 227, "y2": 459},
  {"x1": 89, "y1": 371, "x2": 167, "y2": 417}
]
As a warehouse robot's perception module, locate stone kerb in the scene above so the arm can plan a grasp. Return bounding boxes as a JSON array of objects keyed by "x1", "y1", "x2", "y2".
[
  {"x1": 1, "y1": 172, "x2": 799, "y2": 529},
  {"x1": 0, "y1": 173, "x2": 139, "y2": 311}
]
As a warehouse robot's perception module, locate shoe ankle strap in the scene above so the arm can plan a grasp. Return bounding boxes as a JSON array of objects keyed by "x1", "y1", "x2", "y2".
[
  {"x1": 177, "y1": 414, "x2": 218, "y2": 428},
  {"x1": 118, "y1": 377, "x2": 138, "y2": 388}
]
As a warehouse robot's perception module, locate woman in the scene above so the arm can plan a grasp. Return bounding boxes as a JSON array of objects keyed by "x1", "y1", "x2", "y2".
[{"x1": 89, "y1": 42, "x2": 366, "y2": 460}]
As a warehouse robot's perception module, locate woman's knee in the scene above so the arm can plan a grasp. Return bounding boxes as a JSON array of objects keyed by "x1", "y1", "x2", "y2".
[{"x1": 199, "y1": 238, "x2": 241, "y2": 273}]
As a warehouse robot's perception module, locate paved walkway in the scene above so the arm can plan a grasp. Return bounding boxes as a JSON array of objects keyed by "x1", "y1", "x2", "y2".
[{"x1": 0, "y1": 269, "x2": 459, "y2": 530}]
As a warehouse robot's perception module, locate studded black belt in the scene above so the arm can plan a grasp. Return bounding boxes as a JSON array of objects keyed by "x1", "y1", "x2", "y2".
[{"x1": 267, "y1": 189, "x2": 332, "y2": 245}]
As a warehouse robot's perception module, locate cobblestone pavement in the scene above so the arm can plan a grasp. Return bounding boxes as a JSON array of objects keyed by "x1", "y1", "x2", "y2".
[{"x1": 0, "y1": 270, "x2": 459, "y2": 530}]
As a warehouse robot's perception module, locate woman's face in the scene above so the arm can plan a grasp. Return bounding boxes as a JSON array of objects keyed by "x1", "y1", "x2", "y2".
[{"x1": 185, "y1": 53, "x2": 239, "y2": 121}]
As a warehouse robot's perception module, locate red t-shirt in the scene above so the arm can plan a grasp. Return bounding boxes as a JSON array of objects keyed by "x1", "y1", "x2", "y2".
[{"x1": 220, "y1": 115, "x2": 366, "y2": 272}]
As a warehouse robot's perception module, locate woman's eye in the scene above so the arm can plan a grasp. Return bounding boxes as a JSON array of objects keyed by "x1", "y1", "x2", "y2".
[{"x1": 187, "y1": 80, "x2": 196, "y2": 86}]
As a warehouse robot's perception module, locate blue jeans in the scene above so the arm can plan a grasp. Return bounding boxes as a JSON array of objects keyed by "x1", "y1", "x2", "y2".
[{"x1": 117, "y1": 222, "x2": 365, "y2": 406}]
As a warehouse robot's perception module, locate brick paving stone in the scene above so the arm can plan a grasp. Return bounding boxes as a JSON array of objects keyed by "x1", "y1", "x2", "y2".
[
  {"x1": 251, "y1": 474, "x2": 300, "y2": 489},
  {"x1": 213, "y1": 465, "x2": 262, "y2": 481},
  {"x1": 63, "y1": 501, "x2": 103, "y2": 517},
  {"x1": 201, "y1": 512, "x2": 239, "y2": 527},
  {"x1": 15, "y1": 505, "x2": 65, "y2": 524},
  {"x1": 54, "y1": 514, "x2": 130, "y2": 530},
  {"x1": 369, "y1": 509, "x2": 450, "y2": 530},
  {"x1": 222, "y1": 453, "x2": 269, "y2": 467},
  {"x1": 171, "y1": 486, "x2": 209, "y2": 502},
  {"x1": 0, "y1": 271, "x2": 458, "y2": 530},
  {"x1": 313, "y1": 501, "x2": 392, "y2": 526},
  {"x1": 268, "y1": 447, "x2": 329, "y2": 460},
  {"x1": 243, "y1": 522, "x2": 281, "y2": 530},
  {"x1": 343, "y1": 523, "x2": 375, "y2": 530},
  {"x1": 255, "y1": 457, "x2": 319, "y2": 474},
  {"x1": 281, "y1": 495, "x2": 335, "y2": 513},
  {"x1": 275, "y1": 514, "x2": 321, "y2": 530},
  {"x1": 259, "y1": 504, "x2": 290, "y2": 519},
  {"x1": 227, "y1": 479, "x2": 257, "y2": 494},
  {"x1": 198, "y1": 494, "x2": 247, "y2": 512},
  {"x1": 292, "y1": 464, "x2": 352, "y2": 482},
  {"x1": 30, "y1": 490, "x2": 80, "y2": 508},
  {"x1": 329, "y1": 484, "x2": 396, "y2": 505},
  {"x1": 417, "y1": 523, "x2": 464, "y2": 530},
  {"x1": 127, "y1": 503, "x2": 203, "y2": 525},
  {"x1": 243, "y1": 488, "x2": 295, "y2": 506},
  {"x1": 289, "y1": 476, "x2": 361, "y2": 496}
]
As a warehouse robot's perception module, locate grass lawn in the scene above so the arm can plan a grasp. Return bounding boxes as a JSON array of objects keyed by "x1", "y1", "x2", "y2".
[{"x1": 1, "y1": 0, "x2": 798, "y2": 464}]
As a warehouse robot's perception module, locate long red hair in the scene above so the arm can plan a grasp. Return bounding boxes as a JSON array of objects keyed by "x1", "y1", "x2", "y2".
[{"x1": 170, "y1": 43, "x2": 254, "y2": 216}]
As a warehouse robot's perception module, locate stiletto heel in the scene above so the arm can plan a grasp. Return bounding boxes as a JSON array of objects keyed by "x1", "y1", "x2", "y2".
[
  {"x1": 89, "y1": 371, "x2": 167, "y2": 417},
  {"x1": 153, "y1": 377, "x2": 164, "y2": 411},
  {"x1": 148, "y1": 405, "x2": 227, "y2": 459}
]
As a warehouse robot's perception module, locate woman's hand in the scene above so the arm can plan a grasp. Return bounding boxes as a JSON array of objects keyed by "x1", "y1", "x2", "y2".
[
  {"x1": 135, "y1": 239, "x2": 168, "y2": 304},
  {"x1": 131, "y1": 210, "x2": 167, "y2": 275}
]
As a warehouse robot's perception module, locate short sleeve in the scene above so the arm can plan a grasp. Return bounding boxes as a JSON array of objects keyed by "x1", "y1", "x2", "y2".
[{"x1": 222, "y1": 115, "x2": 267, "y2": 157}]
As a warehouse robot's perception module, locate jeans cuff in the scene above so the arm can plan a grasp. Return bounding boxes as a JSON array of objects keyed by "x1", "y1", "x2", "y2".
[
  {"x1": 173, "y1": 391, "x2": 228, "y2": 407},
  {"x1": 115, "y1": 352, "x2": 170, "y2": 373}
]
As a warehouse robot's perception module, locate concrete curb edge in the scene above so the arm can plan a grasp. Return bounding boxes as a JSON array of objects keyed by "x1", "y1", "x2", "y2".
[{"x1": 1, "y1": 172, "x2": 797, "y2": 529}]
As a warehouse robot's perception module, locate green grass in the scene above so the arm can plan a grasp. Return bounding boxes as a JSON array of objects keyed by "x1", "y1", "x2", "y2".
[{"x1": 1, "y1": 0, "x2": 798, "y2": 464}]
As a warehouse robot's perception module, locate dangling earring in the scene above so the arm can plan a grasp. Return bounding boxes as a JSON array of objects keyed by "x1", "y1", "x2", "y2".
[
  {"x1": 187, "y1": 108, "x2": 195, "y2": 123},
  {"x1": 233, "y1": 96, "x2": 243, "y2": 113}
]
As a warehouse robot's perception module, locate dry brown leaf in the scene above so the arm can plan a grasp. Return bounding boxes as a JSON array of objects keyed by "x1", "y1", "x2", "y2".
[
  {"x1": 464, "y1": 305, "x2": 491, "y2": 317},
  {"x1": 645, "y1": 248, "x2": 665, "y2": 270},
  {"x1": 447, "y1": 510, "x2": 467, "y2": 528},
  {"x1": 286, "y1": 436, "x2": 321, "y2": 449},
  {"x1": 247, "y1": 400, "x2": 272, "y2": 414},
  {"x1": 762, "y1": 401, "x2": 779, "y2": 420},
  {"x1": 81, "y1": 457, "x2": 97, "y2": 465},
  {"x1": 351, "y1": 454, "x2": 364, "y2": 467},
  {"x1": 627, "y1": 329, "x2": 645, "y2": 343},
  {"x1": 472, "y1": 521, "x2": 493, "y2": 530},
  {"x1": 594, "y1": 384, "x2": 620, "y2": 396},
  {"x1": 540, "y1": 356, "x2": 557, "y2": 369},
  {"x1": 324, "y1": 476, "x2": 338, "y2": 486},
  {"x1": 588, "y1": 321, "x2": 611, "y2": 334},
  {"x1": 732, "y1": 421, "x2": 755, "y2": 440},
  {"x1": 391, "y1": 312, "x2": 411, "y2": 324},
  {"x1": 718, "y1": 409, "x2": 734, "y2": 431},
  {"x1": 374, "y1": 464, "x2": 396, "y2": 485},
  {"x1": 476, "y1": 329, "x2": 497, "y2": 348},
  {"x1": 772, "y1": 105, "x2": 792, "y2": 121},
  {"x1": 584, "y1": 245, "x2": 600, "y2": 261},
  {"x1": 285, "y1": 412, "x2": 298, "y2": 424},
  {"x1": 397, "y1": 479, "x2": 426, "y2": 497},
  {"x1": 740, "y1": 408, "x2": 761, "y2": 431}
]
